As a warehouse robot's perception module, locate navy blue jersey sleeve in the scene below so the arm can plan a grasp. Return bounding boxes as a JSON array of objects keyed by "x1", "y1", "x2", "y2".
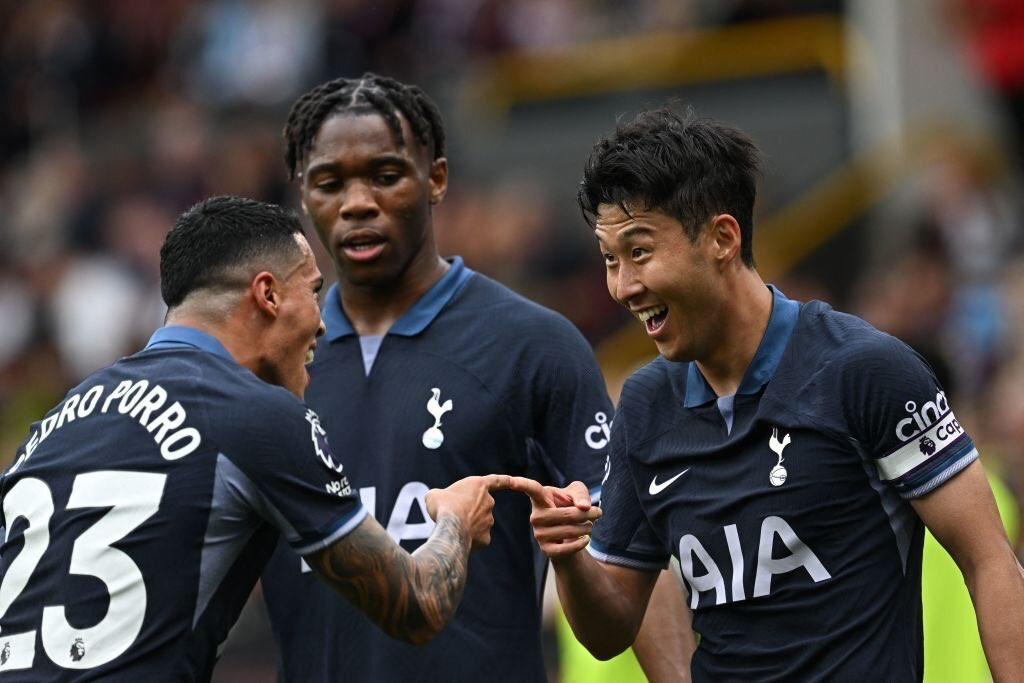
[
  {"x1": 219, "y1": 392, "x2": 366, "y2": 555},
  {"x1": 528, "y1": 319, "x2": 614, "y2": 499},
  {"x1": 841, "y1": 334, "x2": 977, "y2": 499},
  {"x1": 588, "y1": 411, "x2": 670, "y2": 571}
]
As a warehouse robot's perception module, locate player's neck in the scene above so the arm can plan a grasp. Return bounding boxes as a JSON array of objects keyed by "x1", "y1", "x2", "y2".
[
  {"x1": 338, "y1": 251, "x2": 450, "y2": 337},
  {"x1": 163, "y1": 309, "x2": 258, "y2": 373},
  {"x1": 695, "y1": 269, "x2": 773, "y2": 398}
]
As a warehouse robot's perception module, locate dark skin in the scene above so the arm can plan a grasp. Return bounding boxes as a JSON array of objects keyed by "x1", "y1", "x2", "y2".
[
  {"x1": 299, "y1": 109, "x2": 691, "y2": 671},
  {"x1": 300, "y1": 111, "x2": 449, "y2": 336},
  {"x1": 295, "y1": 109, "x2": 493, "y2": 644},
  {"x1": 169, "y1": 246, "x2": 519, "y2": 646}
]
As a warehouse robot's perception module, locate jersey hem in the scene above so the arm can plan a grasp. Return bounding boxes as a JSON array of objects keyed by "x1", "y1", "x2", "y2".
[
  {"x1": 587, "y1": 543, "x2": 668, "y2": 571},
  {"x1": 903, "y1": 448, "x2": 979, "y2": 500},
  {"x1": 292, "y1": 504, "x2": 369, "y2": 556}
]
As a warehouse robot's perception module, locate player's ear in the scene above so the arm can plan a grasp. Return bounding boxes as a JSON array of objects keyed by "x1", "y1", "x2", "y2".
[
  {"x1": 709, "y1": 214, "x2": 741, "y2": 265},
  {"x1": 251, "y1": 271, "x2": 282, "y2": 318},
  {"x1": 428, "y1": 157, "x2": 448, "y2": 205}
]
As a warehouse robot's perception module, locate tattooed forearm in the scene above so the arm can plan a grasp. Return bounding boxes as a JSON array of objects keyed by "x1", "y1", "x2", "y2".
[
  {"x1": 406, "y1": 515, "x2": 470, "y2": 637},
  {"x1": 306, "y1": 513, "x2": 471, "y2": 644}
]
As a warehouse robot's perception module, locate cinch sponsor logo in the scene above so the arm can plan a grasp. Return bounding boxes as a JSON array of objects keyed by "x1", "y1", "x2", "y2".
[
  {"x1": 878, "y1": 409, "x2": 966, "y2": 482},
  {"x1": 585, "y1": 411, "x2": 611, "y2": 450},
  {"x1": 894, "y1": 390, "x2": 949, "y2": 442}
]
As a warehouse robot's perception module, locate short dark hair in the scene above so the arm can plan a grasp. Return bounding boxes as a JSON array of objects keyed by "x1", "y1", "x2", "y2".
[
  {"x1": 160, "y1": 196, "x2": 304, "y2": 307},
  {"x1": 578, "y1": 106, "x2": 761, "y2": 267},
  {"x1": 283, "y1": 72, "x2": 446, "y2": 179}
]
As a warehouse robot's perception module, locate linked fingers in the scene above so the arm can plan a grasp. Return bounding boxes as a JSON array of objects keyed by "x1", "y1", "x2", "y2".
[
  {"x1": 543, "y1": 535, "x2": 591, "y2": 558},
  {"x1": 502, "y1": 476, "x2": 551, "y2": 506},
  {"x1": 530, "y1": 506, "x2": 601, "y2": 528},
  {"x1": 563, "y1": 480, "x2": 592, "y2": 510},
  {"x1": 482, "y1": 473, "x2": 521, "y2": 491},
  {"x1": 533, "y1": 522, "x2": 594, "y2": 545}
]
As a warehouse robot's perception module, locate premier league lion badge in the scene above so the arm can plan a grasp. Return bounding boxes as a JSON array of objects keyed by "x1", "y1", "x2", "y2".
[{"x1": 305, "y1": 409, "x2": 344, "y2": 473}]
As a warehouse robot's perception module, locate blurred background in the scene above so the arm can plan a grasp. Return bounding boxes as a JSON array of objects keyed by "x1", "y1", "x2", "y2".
[{"x1": 1, "y1": 0, "x2": 1023, "y2": 680}]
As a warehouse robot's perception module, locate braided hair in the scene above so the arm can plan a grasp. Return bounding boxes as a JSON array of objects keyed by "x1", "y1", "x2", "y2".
[{"x1": 283, "y1": 73, "x2": 447, "y2": 180}]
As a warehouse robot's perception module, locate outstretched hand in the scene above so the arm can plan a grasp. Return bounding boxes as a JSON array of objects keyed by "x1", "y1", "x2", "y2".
[
  {"x1": 506, "y1": 477, "x2": 603, "y2": 558},
  {"x1": 425, "y1": 474, "x2": 519, "y2": 549}
]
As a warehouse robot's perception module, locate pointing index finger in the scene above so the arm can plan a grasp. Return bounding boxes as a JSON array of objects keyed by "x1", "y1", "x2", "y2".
[
  {"x1": 481, "y1": 474, "x2": 516, "y2": 491},
  {"x1": 482, "y1": 474, "x2": 540, "y2": 494},
  {"x1": 500, "y1": 475, "x2": 551, "y2": 506}
]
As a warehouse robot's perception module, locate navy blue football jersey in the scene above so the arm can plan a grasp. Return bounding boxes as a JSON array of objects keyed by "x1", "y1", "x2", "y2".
[
  {"x1": 591, "y1": 287, "x2": 977, "y2": 682},
  {"x1": 261, "y1": 257, "x2": 613, "y2": 682},
  {"x1": 0, "y1": 327, "x2": 364, "y2": 681}
]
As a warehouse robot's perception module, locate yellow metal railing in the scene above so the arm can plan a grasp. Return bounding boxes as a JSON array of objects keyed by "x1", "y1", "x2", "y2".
[{"x1": 465, "y1": 16, "x2": 847, "y2": 115}]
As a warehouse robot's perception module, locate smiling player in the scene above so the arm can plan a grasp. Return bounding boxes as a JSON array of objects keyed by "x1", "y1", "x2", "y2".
[
  {"x1": 255, "y1": 74, "x2": 692, "y2": 682},
  {"x1": 0, "y1": 196, "x2": 509, "y2": 680},
  {"x1": 517, "y1": 106, "x2": 1024, "y2": 681}
]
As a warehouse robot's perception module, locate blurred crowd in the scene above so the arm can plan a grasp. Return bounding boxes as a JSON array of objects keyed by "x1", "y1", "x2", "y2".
[
  {"x1": 849, "y1": 131, "x2": 1024, "y2": 550},
  {"x1": 0, "y1": 0, "x2": 841, "y2": 461},
  {"x1": 2, "y1": 0, "x2": 1024, "y2": 679},
  {"x1": 2, "y1": 0, "x2": 1024, "y2": 536}
]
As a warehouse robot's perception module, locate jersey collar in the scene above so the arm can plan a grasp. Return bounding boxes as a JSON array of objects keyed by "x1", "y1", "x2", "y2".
[
  {"x1": 144, "y1": 325, "x2": 235, "y2": 362},
  {"x1": 322, "y1": 256, "x2": 474, "y2": 341},
  {"x1": 684, "y1": 285, "x2": 799, "y2": 407}
]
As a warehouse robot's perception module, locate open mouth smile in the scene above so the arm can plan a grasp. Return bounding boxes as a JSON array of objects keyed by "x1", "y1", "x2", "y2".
[{"x1": 638, "y1": 304, "x2": 668, "y2": 334}]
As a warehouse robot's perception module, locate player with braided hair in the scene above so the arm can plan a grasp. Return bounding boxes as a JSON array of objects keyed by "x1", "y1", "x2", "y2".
[
  {"x1": 259, "y1": 74, "x2": 690, "y2": 681},
  {"x1": 282, "y1": 73, "x2": 446, "y2": 180}
]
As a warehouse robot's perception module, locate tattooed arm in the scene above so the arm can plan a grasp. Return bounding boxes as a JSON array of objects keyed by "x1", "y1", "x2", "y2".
[
  {"x1": 304, "y1": 474, "x2": 514, "y2": 645},
  {"x1": 305, "y1": 513, "x2": 470, "y2": 644}
]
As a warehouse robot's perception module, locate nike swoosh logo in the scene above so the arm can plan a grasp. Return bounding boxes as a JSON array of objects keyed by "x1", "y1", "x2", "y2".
[{"x1": 649, "y1": 468, "x2": 691, "y2": 496}]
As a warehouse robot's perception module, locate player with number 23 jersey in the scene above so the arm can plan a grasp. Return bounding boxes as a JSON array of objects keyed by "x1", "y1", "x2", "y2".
[{"x1": 0, "y1": 326, "x2": 364, "y2": 680}]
